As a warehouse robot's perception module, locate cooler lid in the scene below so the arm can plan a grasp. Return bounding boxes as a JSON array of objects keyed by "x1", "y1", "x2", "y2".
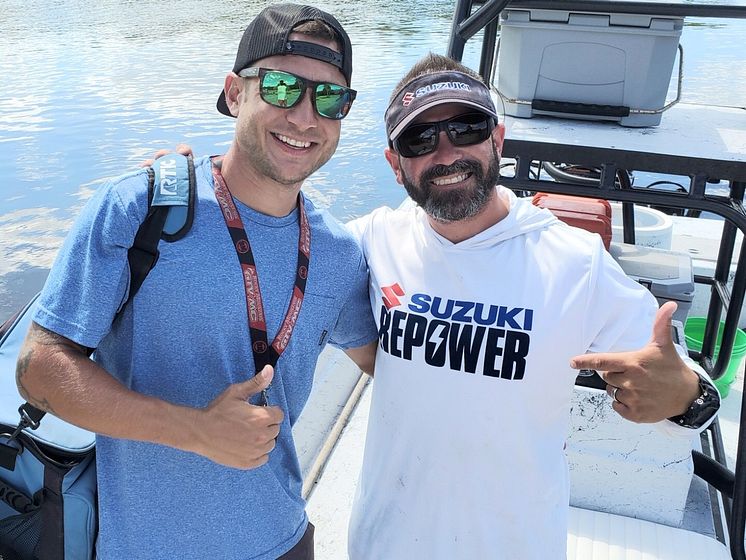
[
  {"x1": 504, "y1": 8, "x2": 682, "y2": 30},
  {"x1": 533, "y1": 193, "x2": 612, "y2": 217},
  {"x1": 609, "y1": 242, "x2": 694, "y2": 302}
]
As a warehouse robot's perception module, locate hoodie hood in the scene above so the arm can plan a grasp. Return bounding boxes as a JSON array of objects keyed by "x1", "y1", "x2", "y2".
[{"x1": 419, "y1": 185, "x2": 560, "y2": 250}]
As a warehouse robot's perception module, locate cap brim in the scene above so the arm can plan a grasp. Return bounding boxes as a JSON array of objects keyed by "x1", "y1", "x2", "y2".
[
  {"x1": 217, "y1": 91, "x2": 233, "y2": 118},
  {"x1": 389, "y1": 98, "x2": 498, "y2": 141}
]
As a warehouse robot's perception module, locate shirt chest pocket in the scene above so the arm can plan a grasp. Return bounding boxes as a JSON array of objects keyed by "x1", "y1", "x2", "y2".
[{"x1": 292, "y1": 291, "x2": 342, "y2": 352}]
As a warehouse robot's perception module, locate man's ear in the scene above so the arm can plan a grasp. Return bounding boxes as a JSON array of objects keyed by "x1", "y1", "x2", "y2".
[
  {"x1": 492, "y1": 122, "x2": 506, "y2": 158},
  {"x1": 224, "y1": 73, "x2": 243, "y2": 117},
  {"x1": 384, "y1": 147, "x2": 405, "y2": 185}
]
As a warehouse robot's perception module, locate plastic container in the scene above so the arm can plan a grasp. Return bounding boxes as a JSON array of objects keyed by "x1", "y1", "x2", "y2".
[
  {"x1": 496, "y1": 9, "x2": 683, "y2": 126},
  {"x1": 609, "y1": 242, "x2": 694, "y2": 325},
  {"x1": 532, "y1": 193, "x2": 612, "y2": 250},
  {"x1": 684, "y1": 317, "x2": 746, "y2": 398},
  {"x1": 609, "y1": 202, "x2": 673, "y2": 249}
]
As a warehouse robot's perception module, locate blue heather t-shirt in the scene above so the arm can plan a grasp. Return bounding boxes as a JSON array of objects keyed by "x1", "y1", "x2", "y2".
[{"x1": 33, "y1": 156, "x2": 378, "y2": 560}]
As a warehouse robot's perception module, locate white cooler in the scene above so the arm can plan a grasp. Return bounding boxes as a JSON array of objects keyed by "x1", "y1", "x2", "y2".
[
  {"x1": 496, "y1": 8, "x2": 683, "y2": 126},
  {"x1": 609, "y1": 242, "x2": 695, "y2": 323}
]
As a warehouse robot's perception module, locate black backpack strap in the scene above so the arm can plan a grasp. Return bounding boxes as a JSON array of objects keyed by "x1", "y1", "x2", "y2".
[
  {"x1": 118, "y1": 154, "x2": 195, "y2": 317},
  {"x1": 125, "y1": 204, "x2": 169, "y2": 305},
  {"x1": 121, "y1": 166, "x2": 169, "y2": 314}
]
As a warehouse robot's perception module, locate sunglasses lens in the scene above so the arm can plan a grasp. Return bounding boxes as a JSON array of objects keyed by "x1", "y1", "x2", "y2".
[
  {"x1": 258, "y1": 70, "x2": 354, "y2": 120},
  {"x1": 395, "y1": 113, "x2": 495, "y2": 158},
  {"x1": 260, "y1": 71, "x2": 302, "y2": 108},
  {"x1": 396, "y1": 124, "x2": 438, "y2": 158},
  {"x1": 314, "y1": 84, "x2": 354, "y2": 119},
  {"x1": 447, "y1": 113, "x2": 493, "y2": 146}
]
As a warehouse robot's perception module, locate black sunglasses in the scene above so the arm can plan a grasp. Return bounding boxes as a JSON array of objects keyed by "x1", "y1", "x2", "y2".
[
  {"x1": 393, "y1": 112, "x2": 497, "y2": 158},
  {"x1": 238, "y1": 67, "x2": 356, "y2": 120}
]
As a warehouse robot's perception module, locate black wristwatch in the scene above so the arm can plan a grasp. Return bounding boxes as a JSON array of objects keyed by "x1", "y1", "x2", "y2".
[{"x1": 667, "y1": 374, "x2": 721, "y2": 429}]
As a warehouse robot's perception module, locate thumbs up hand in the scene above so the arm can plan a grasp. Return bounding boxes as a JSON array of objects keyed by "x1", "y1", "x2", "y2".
[
  {"x1": 570, "y1": 302, "x2": 701, "y2": 423},
  {"x1": 189, "y1": 365, "x2": 284, "y2": 469}
]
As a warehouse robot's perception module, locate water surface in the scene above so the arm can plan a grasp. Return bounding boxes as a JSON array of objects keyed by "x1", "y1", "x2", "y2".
[{"x1": 1, "y1": 0, "x2": 744, "y2": 321}]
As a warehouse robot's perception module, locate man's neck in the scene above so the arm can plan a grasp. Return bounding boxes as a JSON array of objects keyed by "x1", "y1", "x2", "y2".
[
  {"x1": 427, "y1": 190, "x2": 509, "y2": 244},
  {"x1": 219, "y1": 147, "x2": 301, "y2": 217}
]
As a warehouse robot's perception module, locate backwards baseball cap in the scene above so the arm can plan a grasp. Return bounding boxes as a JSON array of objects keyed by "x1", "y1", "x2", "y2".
[
  {"x1": 217, "y1": 3, "x2": 352, "y2": 117},
  {"x1": 385, "y1": 71, "x2": 498, "y2": 142}
]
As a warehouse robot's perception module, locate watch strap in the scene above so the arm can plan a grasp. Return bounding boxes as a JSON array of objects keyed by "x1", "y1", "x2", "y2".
[{"x1": 667, "y1": 374, "x2": 720, "y2": 429}]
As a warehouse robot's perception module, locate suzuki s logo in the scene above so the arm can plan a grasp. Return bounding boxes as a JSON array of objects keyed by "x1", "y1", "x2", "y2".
[
  {"x1": 402, "y1": 92, "x2": 415, "y2": 106},
  {"x1": 381, "y1": 283, "x2": 405, "y2": 309}
]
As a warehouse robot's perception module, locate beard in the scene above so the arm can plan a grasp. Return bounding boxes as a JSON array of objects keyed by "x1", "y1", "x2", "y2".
[
  {"x1": 400, "y1": 145, "x2": 501, "y2": 223},
  {"x1": 234, "y1": 104, "x2": 338, "y2": 187}
]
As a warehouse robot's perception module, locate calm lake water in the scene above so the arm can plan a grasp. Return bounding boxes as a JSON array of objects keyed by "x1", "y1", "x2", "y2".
[{"x1": 1, "y1": 0, "x2": 745, "y2": 322}]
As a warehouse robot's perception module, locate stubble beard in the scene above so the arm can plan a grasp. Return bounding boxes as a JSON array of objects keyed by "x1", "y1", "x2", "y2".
[
  {"x1": 238, "y1": 112, "x2": 338, "y2": 187},
  {"x1": 401, "y1": 146, "x2": 502, "y2": 223}
]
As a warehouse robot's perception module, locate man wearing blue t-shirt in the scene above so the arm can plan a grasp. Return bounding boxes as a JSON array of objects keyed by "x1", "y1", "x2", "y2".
[{"x1": 15, "y1": 5, "x2": 377, "y2": 559}]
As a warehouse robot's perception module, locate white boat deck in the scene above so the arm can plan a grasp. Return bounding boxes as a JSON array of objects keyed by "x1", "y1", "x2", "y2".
[
  {"x1": 305, "y1": 370, "x2": 742, "y2": 559},
  {"x1": 503, "y1": 102, "x2": 746, "y2": 164},
  {"x1": 305, "y1": 377, "x2": 371, "y2": 558}
]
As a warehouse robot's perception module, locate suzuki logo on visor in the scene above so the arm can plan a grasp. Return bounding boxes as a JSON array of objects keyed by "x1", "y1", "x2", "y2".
[
  {"x1": 402, "y1": 81, "x2": 472, "y2": 107},
  {"x1": 414, "y1": 81, "x2": 471, "y2": 96}
]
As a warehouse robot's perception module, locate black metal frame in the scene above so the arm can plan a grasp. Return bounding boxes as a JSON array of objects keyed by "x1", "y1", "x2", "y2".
[{"x1": 447, "y1": 1, "x2": 746, "y2": 558}]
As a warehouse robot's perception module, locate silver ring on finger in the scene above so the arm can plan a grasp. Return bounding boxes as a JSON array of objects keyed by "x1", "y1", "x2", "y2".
[{"x1": 612, "y1": 386, "x2": 620, "y2": 403}]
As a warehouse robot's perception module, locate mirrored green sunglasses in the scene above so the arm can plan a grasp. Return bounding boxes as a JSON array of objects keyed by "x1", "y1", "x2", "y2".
[{"x1": 238, "y1": 67, "x2": 356, "y2": 120}]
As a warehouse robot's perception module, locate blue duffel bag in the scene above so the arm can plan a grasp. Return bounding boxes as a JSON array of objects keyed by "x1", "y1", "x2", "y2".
[{"x1": 0, "y1": 294, "x2": 97, "y2": 560}]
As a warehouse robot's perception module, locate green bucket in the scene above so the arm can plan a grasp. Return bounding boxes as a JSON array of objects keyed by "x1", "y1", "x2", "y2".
[{"x1": 684, "y1": 317, "x2": 746, "y2": 398}]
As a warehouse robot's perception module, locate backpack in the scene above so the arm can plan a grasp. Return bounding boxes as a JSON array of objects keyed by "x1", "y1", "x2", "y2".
[{"x1": 0, "y1": 153, "x2": 196, "y2": 560}]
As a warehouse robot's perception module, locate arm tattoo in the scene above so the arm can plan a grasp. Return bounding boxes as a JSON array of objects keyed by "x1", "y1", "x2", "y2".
[
  {"x1": 15, "y1": 323, "x2": 86, "y2": 414},
  {"x1": 16, "y1": 344, "x2": 57, "y2": 414},
  {"x1": 15, "y1": 344, "x2": 34, "y2": 399}
]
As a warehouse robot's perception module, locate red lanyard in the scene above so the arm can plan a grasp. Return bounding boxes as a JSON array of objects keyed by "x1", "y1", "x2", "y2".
[{"x1": 211, "y1": 159, "x2": 311, "y2": 374}]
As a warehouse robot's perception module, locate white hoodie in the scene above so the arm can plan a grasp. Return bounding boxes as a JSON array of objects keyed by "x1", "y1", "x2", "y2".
[{"x1": 346, "y1": 186, "x2": 662, "y2": 559}]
